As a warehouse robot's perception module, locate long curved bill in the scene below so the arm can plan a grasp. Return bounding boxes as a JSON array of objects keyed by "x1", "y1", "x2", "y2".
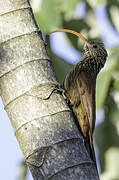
[{"x1": 50, "y1": 29, "x2": 90, "y2": 46}]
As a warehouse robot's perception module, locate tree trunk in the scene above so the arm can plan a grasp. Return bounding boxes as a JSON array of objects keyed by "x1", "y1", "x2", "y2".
[{"x1": 0, "y1": 0, "x2": 99, "y2": 179}]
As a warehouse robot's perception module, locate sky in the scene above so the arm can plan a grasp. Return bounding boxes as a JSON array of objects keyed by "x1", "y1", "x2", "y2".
[
  {"x1": 0, "y1": 97, "x2": 32, "y2": 180},
  {"x1": 0, "y1": 2, "x2": 119, "y2": 180}
]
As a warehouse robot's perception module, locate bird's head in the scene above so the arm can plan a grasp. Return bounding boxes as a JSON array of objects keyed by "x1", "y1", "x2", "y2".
[{"x1": 84, "y1": 41, "x2": 108, "y2": 62}]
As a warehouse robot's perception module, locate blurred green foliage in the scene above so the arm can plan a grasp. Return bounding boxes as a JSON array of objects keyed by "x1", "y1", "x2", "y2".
[
  {"x1": 31, "y1": 0, "x2": 119, "y2": 179},
  {"x1": 18, "y1": 160, "x2": 27, "y2": 180}
]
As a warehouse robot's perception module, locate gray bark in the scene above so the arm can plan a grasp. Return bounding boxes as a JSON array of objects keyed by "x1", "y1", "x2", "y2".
[{"x1": 0, "y1": 0, "x2": 99, "y2": 179}]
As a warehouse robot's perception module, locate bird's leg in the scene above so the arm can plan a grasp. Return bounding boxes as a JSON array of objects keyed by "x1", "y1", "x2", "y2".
[{"x1": 53, "y1": 84, "x2": 69, "y2": 102}]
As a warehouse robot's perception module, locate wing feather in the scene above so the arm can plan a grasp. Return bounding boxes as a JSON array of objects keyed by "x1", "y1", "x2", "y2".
[{"x1": 64, "y1": 56, "x2": 96, "y2": 137}]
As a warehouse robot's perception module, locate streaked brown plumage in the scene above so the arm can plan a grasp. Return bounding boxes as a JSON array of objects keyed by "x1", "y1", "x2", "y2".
[
  {"x1": 50, "y1": 29, "x2": 108, "y2": 161},
  {"x1": 64, "y1": 41, "x2": 107, "y2": 160}
]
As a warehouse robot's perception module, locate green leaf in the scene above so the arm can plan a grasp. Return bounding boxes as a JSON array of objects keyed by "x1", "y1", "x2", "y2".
[
  {"x1": 100, "y1": 148, "x2": 119, "y2": 180},
  {"x1": 96, "y1": 46, "x2": 119, "y2": 109},
  {"x1": 110, "y1": 105, "x2": 119, "y2": 124},
  {"x1": 87, "y1": 0, "x2": 107, "y2": 9},
  {"x1": 95, "y1": 108, "x2": 119, "y2": 172},
  {"x1": 57, "y1": 0, "x2": 80, "y2": 21},
  {"x1": 96, "y1": 69, "x2": 112, "y2": 109},
  {"x1": 31, "y1": 0, "x2": 62, "y2": 33},
  {"x1": 58, "y1": 0, "x2": 79, "y2": 13},
  {"x1": 106, "y1": 0, "x2": 119, "y2": 31}
]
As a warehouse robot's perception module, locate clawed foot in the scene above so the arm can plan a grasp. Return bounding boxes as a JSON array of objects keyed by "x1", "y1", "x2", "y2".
[{"x1": 54, "y1": 84, "x2": 69, "y2": 103}]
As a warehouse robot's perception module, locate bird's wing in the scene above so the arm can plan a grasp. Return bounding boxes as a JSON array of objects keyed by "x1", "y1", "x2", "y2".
[
  {"x1": 76, "y1": 71, "x2": 96, "y2": 137},
  {"x1": 64, "y1": 57, "x2": 96, "y2": 135}
]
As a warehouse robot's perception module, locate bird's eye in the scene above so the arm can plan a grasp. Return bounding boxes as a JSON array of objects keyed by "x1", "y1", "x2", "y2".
[{"x1": 93, "y1": 45, "x2": 98, "y2": 48}]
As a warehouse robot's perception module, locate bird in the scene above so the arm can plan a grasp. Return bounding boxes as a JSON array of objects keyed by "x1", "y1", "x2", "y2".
[{"x1": 50, "y1": 29, "x2": 108, "y2": 161}]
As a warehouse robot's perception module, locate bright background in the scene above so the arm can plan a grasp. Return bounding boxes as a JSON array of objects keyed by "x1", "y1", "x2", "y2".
[{"x1": 1, "y1": 0, "x2": 119, "y2": 179}]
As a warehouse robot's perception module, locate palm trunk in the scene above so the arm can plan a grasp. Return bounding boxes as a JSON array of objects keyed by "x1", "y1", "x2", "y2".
[{"x1": 0, "y1": 0, "x2": 99, "y2": 179}]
